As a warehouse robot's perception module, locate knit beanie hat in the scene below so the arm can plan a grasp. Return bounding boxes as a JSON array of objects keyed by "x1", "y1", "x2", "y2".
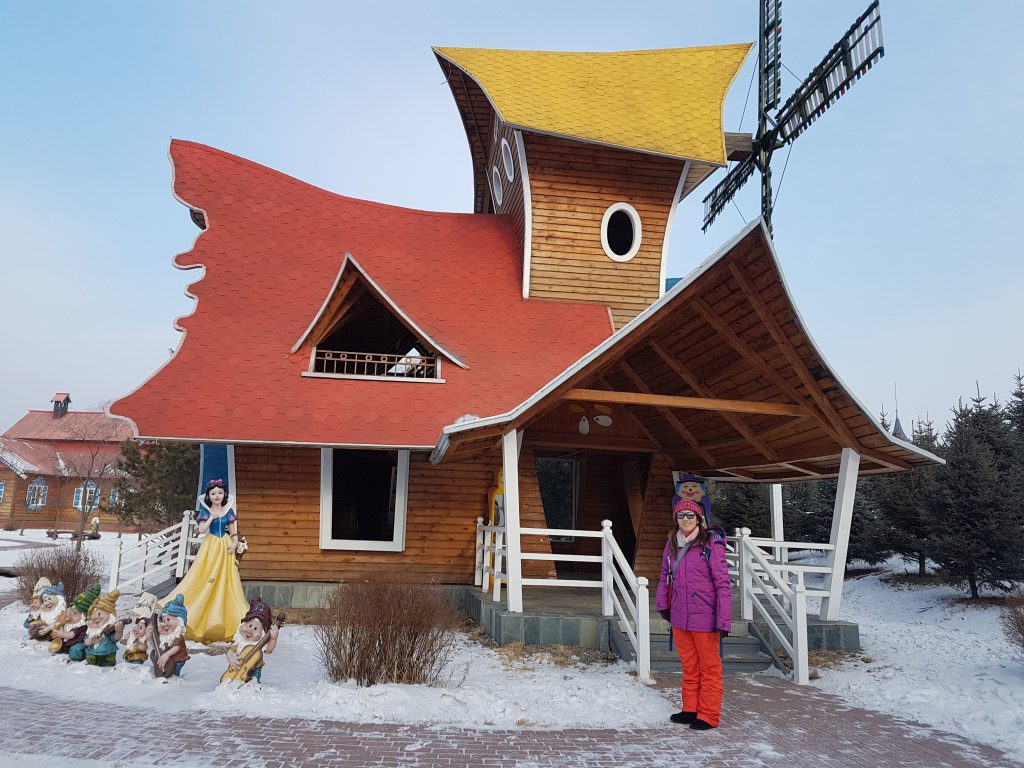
[
  {"x1": 89, "y1": 589, "x2": 119, "y2": 618},
  {"x1": 73, "y1": 584, "x2": 101, "y2": 615},
  {"x1": 32, "y1": 577, "x2": 52, "y2": 598},
  {"x1": 162, "y1": 594, "x2": 188, "y2": 624},
  {"x1": 673, "y1": 499, "x2": 703, "y2": 517},
  {"x1": 242, "y1": 597, "x2": 271, "y2": 632},
  {"x1": 43, "y1": 582, "x2": 65, "y2": 598}
]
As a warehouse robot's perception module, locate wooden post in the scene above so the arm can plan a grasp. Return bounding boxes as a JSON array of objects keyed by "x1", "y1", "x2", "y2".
[
  {"x1": 738, "y1": 527, "x2": 753, "y2": 621},
  {"x1": 174, "y1": 509, "x2": 192, "y2": 579},
  {"x1": 820, "y1": 448, "x2": 860, "y2": 621},
  {"x1": 601, "y1": 519, "x2": 613, "y2": 617},
  {"x1": 769, "y1": 483, "x2": 785, "y2": 563},
  {"x1": 109, "y1": 539, "x2": 122, "y2": 591},
  {"x1": 493, "y1": 529, "x2": 505, "y2": 603},
  {"x1": 474, "y1": 517, "x2": 484, "y2": 587},
  {"x1": 637, "y1": 576, "x2": 652, "y2": 683},
  {"x1": 792, "y1": 571, "x2": 809, "y2": 685},
  {"x1": 502, "y1": 430, "x2": 523, "y2": 613}
]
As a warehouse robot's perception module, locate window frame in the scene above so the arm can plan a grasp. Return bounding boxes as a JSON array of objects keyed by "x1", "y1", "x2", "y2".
[
  {"x1": 500, "y1": 138, "x2": 515, "y2": 182},
  {"x1": 73, "y1": 481, "x2": 100, "y2": 512},
  {"x1": 600, "y1": 202, "x2": 642, "y2": 262},
  {"x1": 26, "y1": 477, "x2": 48, "y2": 510},
  {"x1": 0, "y1": 481, "x2": 4, "y2": 504},
  {"x1": 318, "y1": 448, "x2": 409, "y2": 552}
]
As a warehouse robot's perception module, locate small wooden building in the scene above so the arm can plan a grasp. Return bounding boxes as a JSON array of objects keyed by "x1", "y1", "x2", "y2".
[
  {"x1": 110, "y1": 45, "x2": 941, "y2": 612},
  {"x1": 1, "y1": 394, "x2": 132, "y2": 531}
]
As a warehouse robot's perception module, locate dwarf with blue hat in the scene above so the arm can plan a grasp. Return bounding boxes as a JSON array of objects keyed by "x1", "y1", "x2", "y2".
[
  {"x1": 150, "y1": 594, "x2": 190, "y2": 678},
  {"x1": 29, "y1": 581, "x2": 65, "y2": 642}
]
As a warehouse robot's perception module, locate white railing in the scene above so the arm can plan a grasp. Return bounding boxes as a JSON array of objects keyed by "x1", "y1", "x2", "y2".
[
  {"x1": 729, "y1": 527, "x2": 835, "y2": 685},
  {"x1": 109, "y1": 510, "x2": 198, "y2": 593},
  {"x1": 473, "y1": 517, "x2": 651, "y2": 683}
]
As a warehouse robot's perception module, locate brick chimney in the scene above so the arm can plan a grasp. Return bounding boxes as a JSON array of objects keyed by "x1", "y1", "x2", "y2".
[{"x1": 51, "y1": 393, "x2": 71, "y2": 418}]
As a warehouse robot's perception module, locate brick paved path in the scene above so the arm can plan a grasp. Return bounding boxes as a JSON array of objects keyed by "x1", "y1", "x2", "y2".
[{"x1": 0, "y1": 676, "x2": 1015, "y2": 768}]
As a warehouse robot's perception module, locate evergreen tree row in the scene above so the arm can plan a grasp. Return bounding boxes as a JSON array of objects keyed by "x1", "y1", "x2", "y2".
[{"x1": 714, "y1": 373, "x2": 1024, "y2": 598}]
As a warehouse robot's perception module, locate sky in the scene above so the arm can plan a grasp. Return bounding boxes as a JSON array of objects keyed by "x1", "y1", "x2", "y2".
[{"x1": 1, "y1": 0, "x2": 1021, "y2": 437}]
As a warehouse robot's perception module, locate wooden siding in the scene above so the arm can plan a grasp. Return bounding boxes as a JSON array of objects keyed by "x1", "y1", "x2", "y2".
[
  {"x1": 523, "y1": 133, "x2": 686, "y2": 328},
  {"x1": 632, "y1": 453, "x2": 677, "y2": 583},
  {"x1": 486, "y1": 117, "x2": 526, "y2": 253},
  {"x1": 234, "y1": 445, "x2": 554, "y2": 584},
  {"x1": 1, "y1": 472, "x2": 123, "y2": 530}
]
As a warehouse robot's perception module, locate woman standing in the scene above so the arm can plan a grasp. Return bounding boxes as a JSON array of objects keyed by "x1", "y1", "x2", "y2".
[
  {"x1": 655, "y1": 499, "x2": 732, "y2": 730},
  {"x1": 162, "y1": 479, "x2": 249, "y2": 643}
]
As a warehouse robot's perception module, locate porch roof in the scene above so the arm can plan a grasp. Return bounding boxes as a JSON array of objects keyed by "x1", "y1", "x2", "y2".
[{"x1": 433, "y1": 221, "x2": 944, "y2": 481}]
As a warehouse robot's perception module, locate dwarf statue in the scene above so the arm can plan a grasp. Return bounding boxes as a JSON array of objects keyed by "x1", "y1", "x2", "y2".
[
  {"x1": 673, "y1": 474, "x2": 713, "y2": 526},
  {"x1": 84, "y1": 589, "x2": 124, "y2": 667},
  {"x1": 225, "y1": 597, "x2": 279, "y2": 684},
  {"x1": 150, "y1": 594, "x2": 190, "y2": 678},
  {"x1": 51, "y1": 584, "x2": 100, "y2": 661},
  {"x1": 121, "y1": 593, "x2": 158, "y2": 665},
  {"x1": 24, "y1": 577, "x2": 51, "y2": 633},
  {"x1": 30, "y1": 582, "x2": 66, "y2": 642}
]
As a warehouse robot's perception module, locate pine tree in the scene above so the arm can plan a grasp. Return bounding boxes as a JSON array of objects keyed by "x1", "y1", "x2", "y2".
[
  {"x1": 931, "y1": 396, "x2": 1024, "y2": 597},
  {"x1": 111, "y1": 441, "x2": 200, "y2": 529},
  {"x1": 709, "y1": 481, "x2": 769, "y2": 534}
]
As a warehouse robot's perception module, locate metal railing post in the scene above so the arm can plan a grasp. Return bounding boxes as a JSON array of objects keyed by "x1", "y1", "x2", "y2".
[
  {"x1": 739, "y1": 527, "x2": 753, "y2": 621},
  {"x1": 474, "y1": 517, "x2": 484, "y2": 587},
  {"x1": 636, "y1": 576, "x2": 652, "y2": 683},
  {"x1": 174, "y1": 509, "x2": 192, "y2": 579},
  {"x1": 601, "y1": 519, "x2": 613, "y2": 617},
  {"x1": 792, "y1": 571, "x2": 809, "y2": 685}
]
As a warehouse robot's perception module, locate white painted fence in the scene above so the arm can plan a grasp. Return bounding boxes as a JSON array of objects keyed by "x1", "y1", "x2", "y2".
[
  {"x1": 108, "y1": 510, "x2": 201, "y2": 594},
  {"x1": 728, "y1": 527, "x2": 836, "y2": 685},
  {"x1": 474, "y1": 517, "x2": 651, "y2": 683}
]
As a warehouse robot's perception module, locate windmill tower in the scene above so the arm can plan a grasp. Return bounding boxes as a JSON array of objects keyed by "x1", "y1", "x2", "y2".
[
  {"x1": 702, "y1": 0, "x2": 886, "y2": 235},
  {"x1": 435, "y1": 45, "x2": 752, "y2": 328}
]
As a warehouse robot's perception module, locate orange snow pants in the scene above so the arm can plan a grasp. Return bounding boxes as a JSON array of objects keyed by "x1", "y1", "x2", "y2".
[{"x1": 673, "y1": 627, "x2": 723, "y2": 727}]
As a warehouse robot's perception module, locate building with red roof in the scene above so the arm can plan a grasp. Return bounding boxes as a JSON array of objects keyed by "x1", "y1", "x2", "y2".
[
  {"x1": 1, "y1": 394, "x2": 132, "y2": 531},
  {"x1": 109, "y1": 44, "x2": 940, "y2": 612}
]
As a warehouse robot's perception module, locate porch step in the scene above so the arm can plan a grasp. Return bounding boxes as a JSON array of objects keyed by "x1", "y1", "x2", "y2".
[{"x1": 610, "y1": 619, "x2": 774, "y2": 676}]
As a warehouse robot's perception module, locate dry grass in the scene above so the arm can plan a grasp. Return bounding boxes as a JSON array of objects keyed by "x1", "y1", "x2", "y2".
[
  {"x1": 14, "y1": 545, "x2": 105, "y2": 605},
  {"x1": 881, "y1": 572, "x2": 947, "y2": 589},
  {"x1": 493, "y1": 640, "x2": 615, "y2": 670},
  {"x1": 776, "y1": 648, "x2": 856, "y2": 674},
  {"x1": 314, "y1": 582, "x2": 461, "y2": 687},
  {"x1": 1001, "y1": 594, "x2": 1024, "y2": 663}
]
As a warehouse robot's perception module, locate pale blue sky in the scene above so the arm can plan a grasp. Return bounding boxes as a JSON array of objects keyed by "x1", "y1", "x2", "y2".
[{"x1": 1, "y1": 1, "x2": 1020, "y2": 436}]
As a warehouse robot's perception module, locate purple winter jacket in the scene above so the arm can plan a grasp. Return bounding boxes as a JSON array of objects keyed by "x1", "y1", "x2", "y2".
[{"x1": 655, "y1": 531, "x2": 732, "y2": 634}]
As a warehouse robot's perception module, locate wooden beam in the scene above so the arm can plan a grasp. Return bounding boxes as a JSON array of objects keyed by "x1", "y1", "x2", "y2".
[
  {"x1": 597, "y1": 375, "x2": 664, "y2": 450},
  {"x1": 564, "y1": 388, "x2": 810, "y2": 418},
  {"x1": 726, "y1": 263, "x2": 862, "y2": 450},
  {"x1": 648, "y1": 340, "x2": 780, "y2": 462},
  {"x1": 617, "y1": 362, "x2": 718, "y2": 465},
  {"x1": 725, "y1": 132, "x2": 754, "y2": 161},
  {"x1": 779, "y1": 462, "x2": 823, "y2": 478},
  {"x1": 526, "y1": 431, "x2": 660, "y2": 453},
  {"x1": 692, "y1": 297, "x2": 849, "y2": 448},
  {"x1": 308, "y1": 271, "x2": 362, "y2": 346}
]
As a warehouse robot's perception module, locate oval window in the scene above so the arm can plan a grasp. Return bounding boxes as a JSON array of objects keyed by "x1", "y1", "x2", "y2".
[
  {"x1": 601, "y1": 202, "x2": 642, "y2": 262},
  {"x1": 491, "y1": 166, "x2": 504, "y2": 207},
  {"x1": 501, "y1": 138, "x2": 515, "y2": 182}
]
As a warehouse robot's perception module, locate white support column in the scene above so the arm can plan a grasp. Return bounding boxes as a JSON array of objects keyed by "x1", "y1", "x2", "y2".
[
  {"x1": 819, "y1": 448, "x2": 860, "y2": 621},
  {"x1": 474, "y1": 517, "x2": 484, "y2": 587},
  {"x1": 601, "y1": 519, "x2": 613, "y2": 617},
  {"x1": 791, "y1": 571, "x2": 809, "y2": 685},
  {"x1": 769, "y1": 483, "x2": 785, "y2": 563},
  {"x1": 502, "y1": 429, "x2": 524, "y2": 613},
  {"x1": 738, "y1": 527, "x2": 753, "y2": 621}
]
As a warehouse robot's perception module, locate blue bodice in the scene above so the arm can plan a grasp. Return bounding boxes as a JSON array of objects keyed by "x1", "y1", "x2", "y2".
[{"x1": 198, "y1": 508, "x2": 237, "y2": 537}]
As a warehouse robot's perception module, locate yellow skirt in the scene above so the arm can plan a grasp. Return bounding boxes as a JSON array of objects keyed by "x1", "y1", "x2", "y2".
[{"x1": 162, "y1": 533, "x2": 248, "y2": 644}]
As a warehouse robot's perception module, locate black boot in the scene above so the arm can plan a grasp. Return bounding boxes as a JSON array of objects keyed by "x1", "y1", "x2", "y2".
[
  {"x1": 689, "y1": 718, "x2": 716, "y2": 730},
  {"x1": 669, "y1": 710, "x2": 697, "y2": 724}
]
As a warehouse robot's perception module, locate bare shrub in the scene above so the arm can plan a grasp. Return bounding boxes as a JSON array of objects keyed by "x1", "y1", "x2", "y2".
[
  {"x1": 315, "y1": 582, "x2": 461, "y2": 687},
  {"x1": 14, "y1": 545, "x2": 105, "y2": 605},
  {"x1": 1001, "y1": 595, "x2": 1024, "y2": 663}
]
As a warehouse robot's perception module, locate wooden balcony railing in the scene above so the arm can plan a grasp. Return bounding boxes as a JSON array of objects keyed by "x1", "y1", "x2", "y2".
[{"x1": 313, "y1": 349, "x2": 438, "y2": 379}]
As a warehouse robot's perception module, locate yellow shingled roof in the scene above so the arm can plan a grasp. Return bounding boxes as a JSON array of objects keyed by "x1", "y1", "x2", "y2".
[{"x1": 434, "y1": 44, "x2": 752, "y2": 165}]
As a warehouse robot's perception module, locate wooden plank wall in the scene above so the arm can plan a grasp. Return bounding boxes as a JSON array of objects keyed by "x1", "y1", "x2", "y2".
[
  {"x1": 524, "y1": 133, "x2": 685, "y2": 328},
  {"x1": 1, "y1": 473, "x2": 123, "y2": 530},
  {"x1": 234, "y1": 445, "x2": 555, "y2": 584},
  {"x1": 631, "y1": 453, "x2": 677, "y2": 583},
  {"x1": 486, "y1": 117, "x2": 527, "y2": 253}
]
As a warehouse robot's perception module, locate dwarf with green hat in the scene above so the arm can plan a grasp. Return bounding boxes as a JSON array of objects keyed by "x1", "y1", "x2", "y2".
[
  {"x1": 150, "y1": 594, "x2": 190, "y2": 678},
  {"x1": 85, "y1": 589, "x2": 124, "y2": 667},
  {"x1": 51, "y1": 583, "x2": 100, "y2": 661}
]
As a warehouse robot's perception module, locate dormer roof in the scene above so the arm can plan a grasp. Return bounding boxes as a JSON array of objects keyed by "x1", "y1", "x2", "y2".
[{"x1": 434, "y1": 44, "x2": 752, "y2": 164}]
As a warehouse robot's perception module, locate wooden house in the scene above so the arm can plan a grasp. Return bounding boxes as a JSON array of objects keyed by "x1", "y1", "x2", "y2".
[
  {"x1": 109, "y1": 45, "x2": 941, "y2": 617},
  {"x1": 1, "y1": 394, "x2": 133, "y2": 531}
]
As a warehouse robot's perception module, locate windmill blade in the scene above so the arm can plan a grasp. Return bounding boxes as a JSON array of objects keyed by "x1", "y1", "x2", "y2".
[
  {"x1": 775, "y1": 0, "x2": 884, "y2": 144},
  {"x1": 760, "y1": 0, "x2": 783, "y2": 113},
  {"x1": 702, "y1": 155, "x2": 757, "y2": 232}
]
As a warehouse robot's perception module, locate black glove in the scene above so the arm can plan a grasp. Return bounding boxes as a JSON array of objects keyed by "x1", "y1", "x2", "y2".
[
  {"x1": 719, "y1": 630, "x2": 729, "y2": 639},
  {"x1": 659, "y1": 609, "x2": 671, "y2": 622}
]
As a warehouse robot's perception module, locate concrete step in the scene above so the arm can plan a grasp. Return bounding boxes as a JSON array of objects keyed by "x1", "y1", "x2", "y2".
[{"x1": 610, "y1": 622, "x2": 775, "y2": 675}]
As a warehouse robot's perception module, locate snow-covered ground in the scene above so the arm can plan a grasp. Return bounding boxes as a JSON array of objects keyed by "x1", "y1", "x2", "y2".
[{"x1": 2, "y1": 533, "x2": 1023, "y2": 761}]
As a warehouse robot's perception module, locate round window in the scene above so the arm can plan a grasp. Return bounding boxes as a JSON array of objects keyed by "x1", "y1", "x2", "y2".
[
  {"x1": 500, "y1": 138, "x2": 515, "y2": 182},
  {"x1": 491, "y1": 166, "x2": 504, "y2": 207},
  {"x1": 601, "y1": 203, "x2": 642, "y2": 262}
]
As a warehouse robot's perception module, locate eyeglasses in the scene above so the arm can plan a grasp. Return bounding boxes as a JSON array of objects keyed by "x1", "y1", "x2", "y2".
[{"x1": 675, "y1": 512, "x2": 698, "y2": 520}]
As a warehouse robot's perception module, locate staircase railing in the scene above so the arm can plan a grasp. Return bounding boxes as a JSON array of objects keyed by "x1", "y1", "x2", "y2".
[
  {"x1": 473, "y1": 517, "x2": 651, "y2": 683},
  {"x1": 730, "y1": 527, "x2": 836, "y2": 685},
  {"x1": 109, "y1": 510, "x2": 196, "y2": 593}
]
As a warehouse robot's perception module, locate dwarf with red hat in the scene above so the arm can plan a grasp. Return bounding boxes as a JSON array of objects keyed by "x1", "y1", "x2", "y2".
[{"x1": 225, "y1": 597, "x2": 279, "y2": 684}]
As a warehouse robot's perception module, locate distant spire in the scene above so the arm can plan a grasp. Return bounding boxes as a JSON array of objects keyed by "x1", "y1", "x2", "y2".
[{"x1": 891, "y1": 383, "x2": 907, "y2": 440}]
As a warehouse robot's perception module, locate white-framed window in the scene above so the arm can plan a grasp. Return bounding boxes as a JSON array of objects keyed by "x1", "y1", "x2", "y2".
[
  {"x1": 491, "y1": 166, "x2": 504, "y2": 207},
  {"x1": 0, "y1": 481, "x2": 4, "y2": 504},
  {"x1": 600, "y1": 202, "x2": 642, "y2": 262},
  {"x1": 73, "y1": 481, "x2": 100, "y2": 512},
  {"x1": 319, "y1": 448, "x2": 409, "y2": 552},
  {"x1": 109, "y1": 488, "x2": 120, "y2": 508},
  {"x1": 26, "y1": 477, "x2": 47, "y2": 510},
  {"x1": 500, "y1": 138, "x2": 515, "y2": 182}
]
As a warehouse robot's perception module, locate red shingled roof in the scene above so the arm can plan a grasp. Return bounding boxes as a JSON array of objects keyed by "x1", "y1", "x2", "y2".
[
  {"x1": 0, "y1": 438, "x2": 121, "y2": 479},
  {"x1": 3, "y1": 411, "x2": 134, "y2": 443},
  {"x1": 111, "y1": 140, "x2": 613, "y2": 446}
]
